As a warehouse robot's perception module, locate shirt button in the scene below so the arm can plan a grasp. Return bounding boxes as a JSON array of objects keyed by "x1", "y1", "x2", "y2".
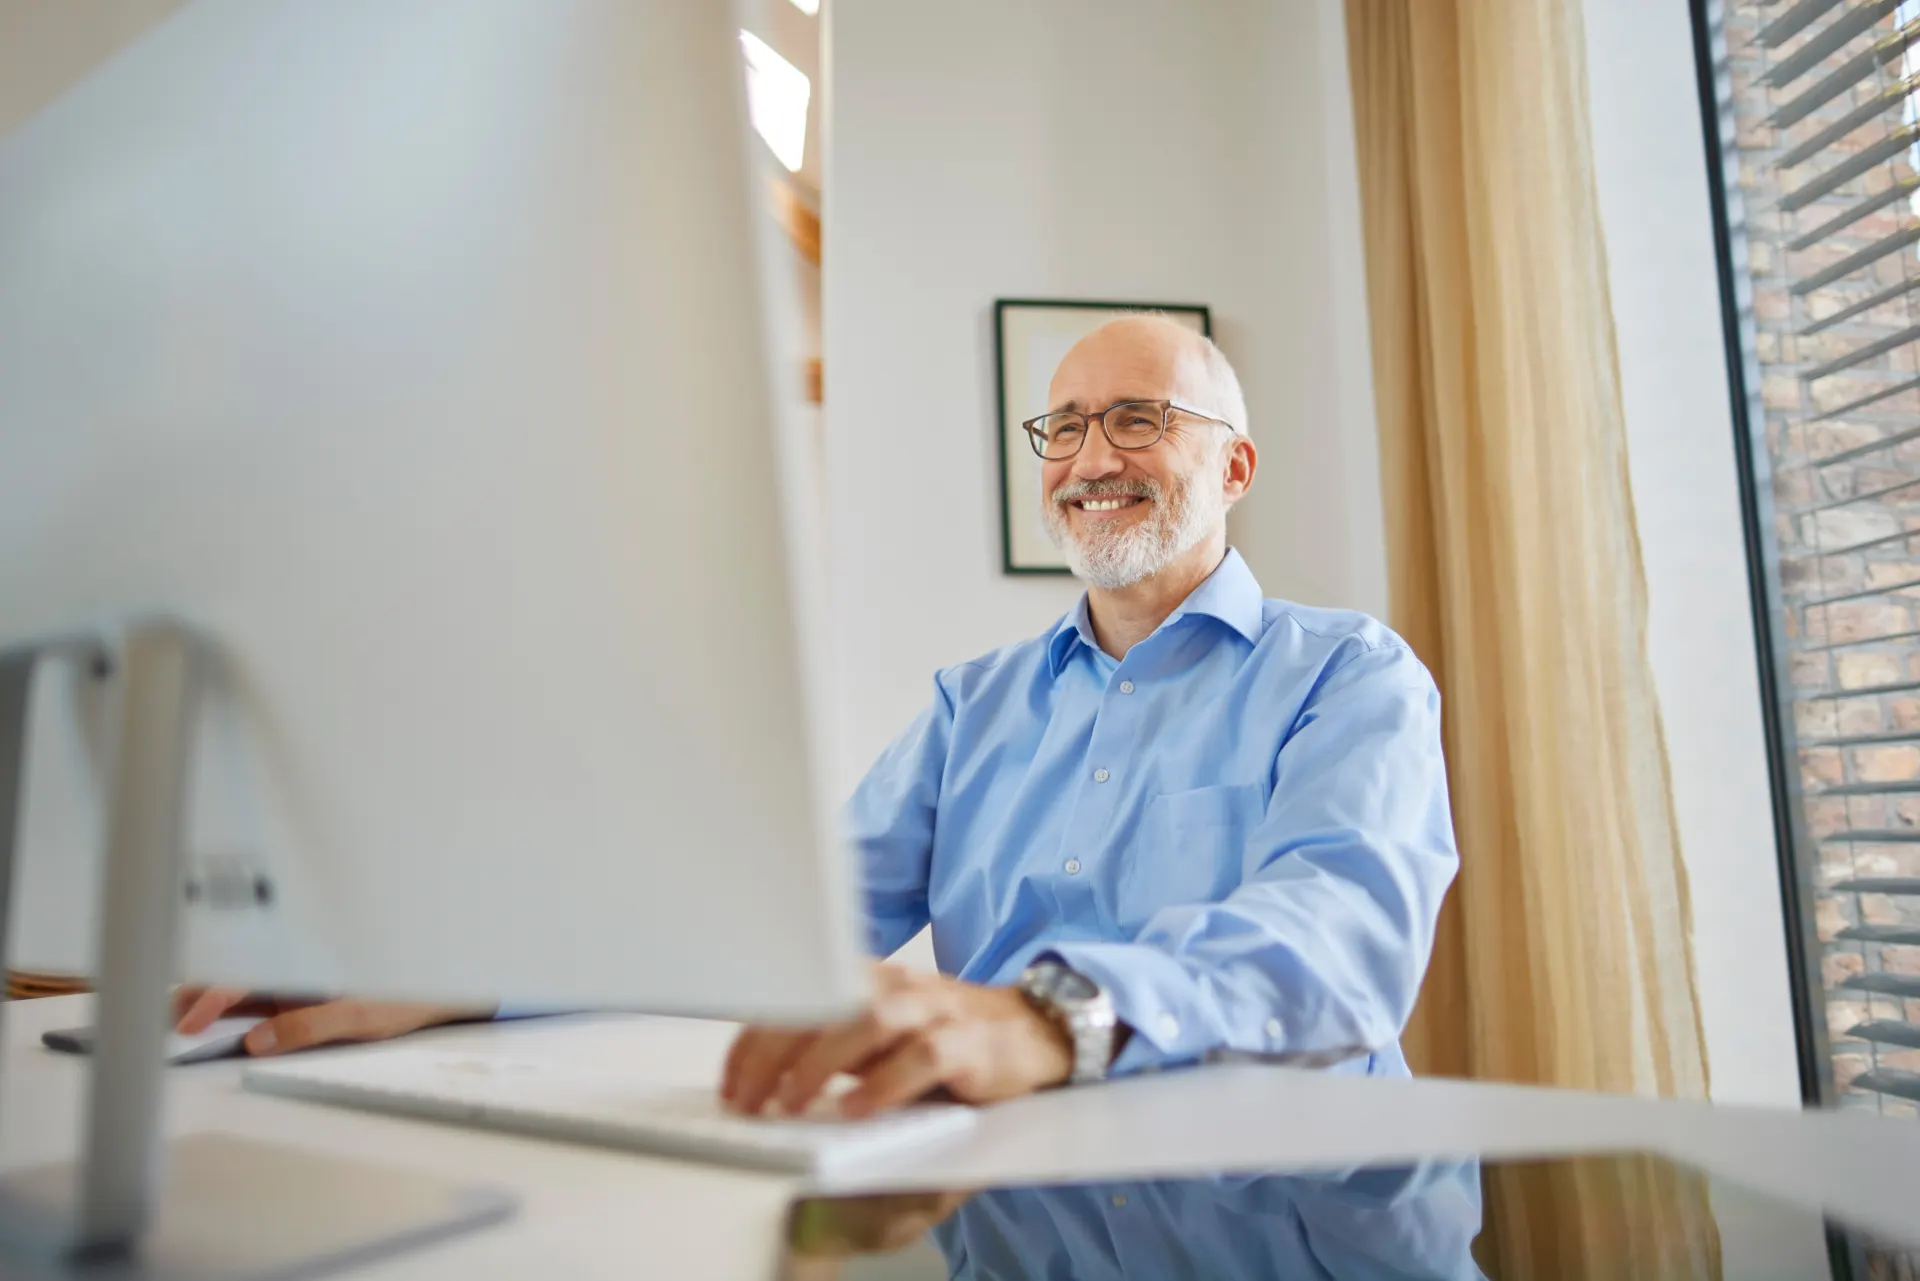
[
  {"x1": 1064, "y1": 858, "x2": 1082, "y2": 875},
  {"x1": 1110, "y1": 1194, "x2": 1128, "y2": 1208},
  {"x1": 1157, "y1": 1013, "x2": 1180, "y2": 1040},
  {"x1": 1118, "y1": 680, "x2": 1135, "y2": 694},
  {"x1": 1093, "y1": 768, "x2": 1110, "y2": 783},
  {"x1": 1264, "y1": 1018, "x2": 1282, "y2": 1041}
]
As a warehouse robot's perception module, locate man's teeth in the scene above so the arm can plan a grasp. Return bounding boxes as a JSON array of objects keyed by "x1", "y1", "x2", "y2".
[{"x1": 1080, "y1": 498, "x2": 1137, "y2": 512}]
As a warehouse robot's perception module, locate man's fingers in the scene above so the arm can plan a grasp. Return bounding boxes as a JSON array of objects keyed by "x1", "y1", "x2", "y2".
[
  {"x1": 720, "y1": 1030, "x2": 755, "y2": 1101},
  {"x1": 731, "y1": 1030, "x2": 814, "y2": 1115},
  {"x1": 242, "y1": 1001, "x2": 468, "y2": 1057},
  {"x1": 767, "y1": 985, "x2": 951, "y2": 1115},
  {"x1": 773, "y1": 1011, "x2": 914, "y2": 1116},
  {"x1": 244, "y1": 1002, "x2": 352, "y2": 1056},
  {"x1": 722, "y1": 1027, "x2": 787, "y2": 1102},
  {"x1": 838, "y1": 1028, "x2": 955, "y2": 1119},
  {"x1": 722, "y1": 1028, "x2": 817, "y2": 1115},
  {"x1": 174, "y1": 987, "x2": 249, "y2": 1035}
]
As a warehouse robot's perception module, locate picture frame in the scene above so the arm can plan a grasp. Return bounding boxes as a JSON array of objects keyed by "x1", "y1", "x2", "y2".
[{"x1": 993, "y1": 298, "x2": 1212, "y2": 575}]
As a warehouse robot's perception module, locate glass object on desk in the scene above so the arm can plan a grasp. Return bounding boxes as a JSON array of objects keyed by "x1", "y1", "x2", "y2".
[{"x1": 781, "y1": 1151, "x2": 1919, "y2": 1280}]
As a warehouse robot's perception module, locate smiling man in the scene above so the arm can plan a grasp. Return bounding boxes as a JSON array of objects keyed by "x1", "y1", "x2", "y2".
[
  {"x1": 719, "y1": 314, "x2": 1462, "y2": 1120},
  {"x1": 179, "y1": 315, "x2": 1463, "y2": 1107}
]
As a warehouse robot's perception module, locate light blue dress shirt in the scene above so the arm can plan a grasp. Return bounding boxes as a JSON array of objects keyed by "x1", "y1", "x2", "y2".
[
  {"x1": 933, "y1": 1161, "x2": 1485, "y2": 1280},
  {"x1": 849, "y1": 548, "x2": 1459, "y2": 1075}
]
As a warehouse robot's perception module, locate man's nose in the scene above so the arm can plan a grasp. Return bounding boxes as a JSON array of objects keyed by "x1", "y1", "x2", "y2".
[{"x1": 1072, "y1": 425, "x2": 1126, "y2": 479}]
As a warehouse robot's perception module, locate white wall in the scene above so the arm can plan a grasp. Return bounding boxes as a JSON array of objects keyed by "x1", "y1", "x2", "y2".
[
  {"x1": 823, "y1": 0, "x2": 1383, "y2": 791},
  {"x1": 1580, "y1": 0, "x2": 1805, "y2": 1112}
]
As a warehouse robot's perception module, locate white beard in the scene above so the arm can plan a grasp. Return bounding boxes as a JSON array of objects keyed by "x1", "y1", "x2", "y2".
[{"x1": 1043, "y1": 467, "x2": 1224, "y2": 590}]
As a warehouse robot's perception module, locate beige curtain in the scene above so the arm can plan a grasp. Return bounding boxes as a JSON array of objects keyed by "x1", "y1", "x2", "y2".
[{"x1": 1344, "y1": 0, "x2": 1718, "y2": 1276}]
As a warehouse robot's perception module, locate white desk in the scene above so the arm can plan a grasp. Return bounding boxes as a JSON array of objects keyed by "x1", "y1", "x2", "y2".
[
  {"x1": 1, "y1": 998, "x2": 800, "y2": 1279},
  {"x1": 4, "y1": 996, "x2": 1917, "y2": 1278}
]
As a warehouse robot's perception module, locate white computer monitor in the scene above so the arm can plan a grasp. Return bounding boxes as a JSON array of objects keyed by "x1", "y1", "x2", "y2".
[
  {"x1": 0, "y1": 0, "x2": 863, "y2": 1027},
  {"x1": 0, "y1": 0, "x2": 865, "y2": 1262}
]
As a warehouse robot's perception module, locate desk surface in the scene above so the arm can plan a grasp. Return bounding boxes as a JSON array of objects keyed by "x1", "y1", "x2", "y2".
[{"x1": 3, "y1": 996, "x2": 1917, "y2": 1279}]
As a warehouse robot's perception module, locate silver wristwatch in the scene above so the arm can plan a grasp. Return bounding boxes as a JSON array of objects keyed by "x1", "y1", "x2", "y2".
[{"x1": 1018, "y1": 959, "x2": 1118, "y2": 1085}]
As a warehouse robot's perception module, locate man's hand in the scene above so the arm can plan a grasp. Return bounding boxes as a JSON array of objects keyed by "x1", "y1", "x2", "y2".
[
  {"x1": 719, "y1": 963, "x2": 1072, "y2": 1119},
  {"x1": 173, "y1": 987, "x2": 491, "y2": 1056}
]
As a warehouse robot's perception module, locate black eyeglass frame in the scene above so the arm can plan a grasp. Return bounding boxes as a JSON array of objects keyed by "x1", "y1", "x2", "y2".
[{"x1": 1021, "y1": 399, "x2": 1240, "y2": 460}]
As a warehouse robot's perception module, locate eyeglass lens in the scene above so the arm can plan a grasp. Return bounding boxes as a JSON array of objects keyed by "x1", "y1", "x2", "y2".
[{"x1": 1029, "y1": 402, "x2": 1164, "y2": 459}]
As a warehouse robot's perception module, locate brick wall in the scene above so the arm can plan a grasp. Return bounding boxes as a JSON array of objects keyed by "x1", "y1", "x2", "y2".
[{"x1": 1723, "y1": 0, "x2": 1920, "y2": 1125}]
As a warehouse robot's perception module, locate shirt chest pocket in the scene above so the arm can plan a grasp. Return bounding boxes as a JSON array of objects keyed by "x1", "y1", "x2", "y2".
[{"x1": 1117, "y1": 781, "x2": 1268, "y2": 931}]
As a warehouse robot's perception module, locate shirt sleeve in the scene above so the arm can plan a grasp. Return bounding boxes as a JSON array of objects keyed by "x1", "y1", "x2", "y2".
[
  {"x1": 845, "y1": 675, "x2": 955, "y2": 958},
  {"x1": 1047, "y1": 642, "x2": 1459, "y2": 1074}
]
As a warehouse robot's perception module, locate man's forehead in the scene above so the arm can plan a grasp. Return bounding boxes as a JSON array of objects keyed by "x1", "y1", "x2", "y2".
[
  {"x1": 1048, "y1": 346, "x2": 1199, "y2": 413},
  {"x1": 1049, "y1": 389, "x2": 1173, "y2": 413}
]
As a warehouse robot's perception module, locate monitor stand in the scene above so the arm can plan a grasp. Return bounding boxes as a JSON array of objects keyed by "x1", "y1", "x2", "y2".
[{"x1": 0, "y1": 621, "x2": 515, "y2": 1278}]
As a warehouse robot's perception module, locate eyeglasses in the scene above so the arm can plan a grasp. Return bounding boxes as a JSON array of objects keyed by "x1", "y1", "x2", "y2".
[{"x1": 1022, "y1": 399, "x2": 1238, "y2": 461}]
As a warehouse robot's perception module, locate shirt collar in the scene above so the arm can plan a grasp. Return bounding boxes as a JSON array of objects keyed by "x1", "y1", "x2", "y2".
[
  {"x1": 1046, "y1": 597, "x2": 1101, "y2": 676},
  {"x1": 1045, "y1": 547, "x2": 1265, "y2": 676}
]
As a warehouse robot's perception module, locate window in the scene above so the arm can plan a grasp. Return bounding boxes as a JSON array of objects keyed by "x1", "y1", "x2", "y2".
[
  {"x1": 1701, "y1": 0, "x2": 1920, "y2": 1119},
  {"x1": 739, "y1": 29, "x2": 810, "y2": 173},
  {"x1": 1696, "y1": 6, "x2": 1920, "y2": 1273}
]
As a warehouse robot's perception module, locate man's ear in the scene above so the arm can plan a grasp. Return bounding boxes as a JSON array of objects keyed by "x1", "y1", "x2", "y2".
[{"x1": 1222, "y1": 436, "x2": 1257, "y2": 506}]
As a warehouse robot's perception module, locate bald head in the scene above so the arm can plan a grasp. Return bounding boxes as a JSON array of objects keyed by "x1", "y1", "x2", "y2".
[{"x1": 1047, "y1": 314, "x2": 1248, "y2": 439}]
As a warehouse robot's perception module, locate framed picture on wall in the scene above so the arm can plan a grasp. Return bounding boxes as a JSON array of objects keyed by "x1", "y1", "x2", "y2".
[{"x1": 993, "y1": 299, "x2": 1212, "y2": 575}]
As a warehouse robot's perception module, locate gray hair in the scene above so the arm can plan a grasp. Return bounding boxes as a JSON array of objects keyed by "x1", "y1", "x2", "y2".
[{"x1": 1196, "y1": 332, "x2": 1249, "y2": 440}]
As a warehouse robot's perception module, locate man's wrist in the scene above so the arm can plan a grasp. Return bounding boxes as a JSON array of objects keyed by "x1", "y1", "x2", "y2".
[
  {"x1": 1017, "y1": 959, "x2": 1117, "y2": 1085},
  {"x1": 1021, "y1": 996, "x2": 1075, "y2": 1088}
]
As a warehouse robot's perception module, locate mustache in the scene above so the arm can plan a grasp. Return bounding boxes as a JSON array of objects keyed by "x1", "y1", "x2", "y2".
[{"x1": 1050, "y1": 478, "x2": 1161, "y2": 506}]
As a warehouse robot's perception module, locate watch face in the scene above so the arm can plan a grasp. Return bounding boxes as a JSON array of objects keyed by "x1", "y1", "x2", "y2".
[{"x1": 1054, "y1": 969, "x2": 1099, "y2": 1004}]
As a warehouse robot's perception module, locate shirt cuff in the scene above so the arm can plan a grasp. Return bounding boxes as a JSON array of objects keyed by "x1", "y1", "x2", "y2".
[{"x1": 1040, "y1": 941, "x2": 1220, "y2": 1075}]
